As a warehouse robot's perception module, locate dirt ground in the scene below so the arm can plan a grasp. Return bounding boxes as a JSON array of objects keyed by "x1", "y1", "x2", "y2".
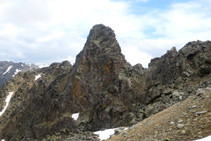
[{"x1": 108, "y1": 89, "x2": 211, "y2": 141}]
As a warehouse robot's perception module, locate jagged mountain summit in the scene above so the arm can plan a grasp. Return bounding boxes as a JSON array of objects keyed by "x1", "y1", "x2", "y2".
[
  {"x1": 0, "y1": 24, "x2": 210, "y2": 141},
  {"x1": 0, "y1": 61, "x2": 38, "y2": 87}
]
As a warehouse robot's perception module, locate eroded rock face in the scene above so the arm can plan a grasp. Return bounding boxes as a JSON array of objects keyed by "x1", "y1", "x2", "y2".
[
  {"x1": 143, "y1": 40, "x2": 211, "y2": 117},
  {"x1": 0, "y1": 24, "x2": 210, "y2": 140},
  {"x1": 66, "y1": 24, "x2": 146, "y2": 130}
]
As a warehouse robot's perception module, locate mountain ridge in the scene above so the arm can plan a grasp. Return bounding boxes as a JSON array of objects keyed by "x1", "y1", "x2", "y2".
[{"x1": 0, "y1": 24, "x2": 210, "y2": 140}]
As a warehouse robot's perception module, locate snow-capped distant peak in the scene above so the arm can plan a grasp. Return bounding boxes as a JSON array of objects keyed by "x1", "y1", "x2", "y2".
[
  {"x1": 35, "y1": 74, "x2": 41, "y2": 80},
  {"x1": 3, "y1": 66, "x2": 13, "y2": 75},
  {"x1": 72, "y1": 113, "x2": 79, "y2": 120},
  {"x1": 0, "y1": 92, "x2": 14, "y2": 116}
]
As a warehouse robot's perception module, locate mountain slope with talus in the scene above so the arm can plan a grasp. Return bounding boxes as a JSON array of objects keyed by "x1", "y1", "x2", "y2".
[
  {"x1": 0, "y1": 24, "x2": 210, "y2": 140},
  {"x1": 108, "y1": 87, "x2": 211, "y2": 141}
]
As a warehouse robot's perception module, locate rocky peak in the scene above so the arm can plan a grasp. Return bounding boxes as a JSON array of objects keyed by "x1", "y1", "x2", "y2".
[
  {"x1": 73, "y1": 24, "x2": 127, "y2": 81},
  {"x1": 67, "y1": 25, "x2": 133, "y2": 130},
  {"x1": 0, "y1": 25, "x2": 210, "y2": 140},
  {"x1": 75, "y1": 24, "x2": 125, "y2": 68},
  {"x1": 85, "y1": 24, "x2": 120, "y2": 52}
]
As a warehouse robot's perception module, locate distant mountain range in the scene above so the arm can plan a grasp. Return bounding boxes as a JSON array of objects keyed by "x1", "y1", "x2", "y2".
[{"x1": 0, "y1": 61, "x2": 39, "y2": 87}]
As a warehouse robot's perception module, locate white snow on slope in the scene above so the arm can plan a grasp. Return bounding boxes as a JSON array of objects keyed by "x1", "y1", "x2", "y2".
[
  {"x1": 3, "y1": 66, "x2": 13, "y2": 75},
  {"x1": 94, "y1": 128, "x2": 117, "y2": 141},
  {"x1": 194, "y1": 136, "x2": 211, "y2": 141},
  {"x1": 72, "y1": 113, "x2": 79, "y2": 120},
  {"x1": 0, "y1": 92, "x2": 14, "y2": 116},
  {"x1": 12, "y1": 68, "x2": 22, "y2": 77},
  {"x1": 35, "y1": 74, "x2": 41, "y2": 80}
]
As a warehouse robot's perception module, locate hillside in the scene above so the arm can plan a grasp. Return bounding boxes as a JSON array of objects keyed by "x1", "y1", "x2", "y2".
[{"x1": 0, "y1": 24, "x2": 210, "y2": 140}]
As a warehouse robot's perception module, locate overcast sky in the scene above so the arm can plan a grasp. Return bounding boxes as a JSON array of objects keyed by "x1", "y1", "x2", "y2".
[{"x1": 0, "y1": 0, "x2": 211, "y2": 67}]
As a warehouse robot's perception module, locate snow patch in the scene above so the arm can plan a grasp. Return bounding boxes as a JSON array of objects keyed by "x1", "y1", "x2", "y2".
[
  {"x1": 194, "y1": 136, "x2": 211, "y2": 141},
  {"x1": 12, "y1": 68, "x2": 22, "y2": 77},
  {"x1": 3, "y1": 66, "x2": 13, "y2": 75},
  {"x1": 1, "y1": 139, "x2": 5, "y2": 141},
  {"x1": 124, "y1": 127, "x2": 128, "y2": 130},
  {"x1": 35, "y1": 74, "x2": 41, "y2": 80},
  {"x1": 72, "y1": 113, "x2": 79, "y2": 120},
  {"x1": 94, "y1": 128, "x2": 117, "y2": 141},
  {"x1": 0, "y1": 92, "x2": 14, "y2": 116}
]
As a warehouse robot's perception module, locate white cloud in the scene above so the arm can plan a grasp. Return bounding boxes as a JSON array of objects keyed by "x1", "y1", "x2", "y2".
[
  {"x1": 122, "y1": 45, "x2": 152, "y2": 67},
  {"x1": 0, "y1": 0, "x2": 210, "y2": 68},
  {"x1": 0, "y1": 0, "x2": 50, "y2": 26},
  {"x1": 0, "y1": 23, "x2": 19, "y2": 40},
  {"x1": 36, "y1": 29, "x2": 64, "y2": 43},
  {"x1": 159, "y1": 2, "x2": 211, "y2": 40},
  {"x1": 119, "y1": 38, "x2": 189, "y2": 67},
  {"x1": 140, "y1": 0, "x2": 211, "y2": 40},
  {"x1": 119, "y1": 0, "x2": 211, "y2": 67}
]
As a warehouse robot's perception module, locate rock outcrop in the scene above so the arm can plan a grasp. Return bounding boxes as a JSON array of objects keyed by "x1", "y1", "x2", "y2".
[
  {"x1": 67, "y1": 24, "x2": 146, "y2": 131},
  {"x1": 0, "y1": 24, "x2": 210, "y2": 140},
  {"x1": 142, "y1": 40, "x2": 211, "y2": 118}
]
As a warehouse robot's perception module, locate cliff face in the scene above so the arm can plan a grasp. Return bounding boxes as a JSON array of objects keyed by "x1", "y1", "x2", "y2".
[
  {"x1": 67, "y1": 24, "x2": 147, "y2": 131},
  {"x1": 0, "y1": 24, "x2": 210, "y2": 140}
]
